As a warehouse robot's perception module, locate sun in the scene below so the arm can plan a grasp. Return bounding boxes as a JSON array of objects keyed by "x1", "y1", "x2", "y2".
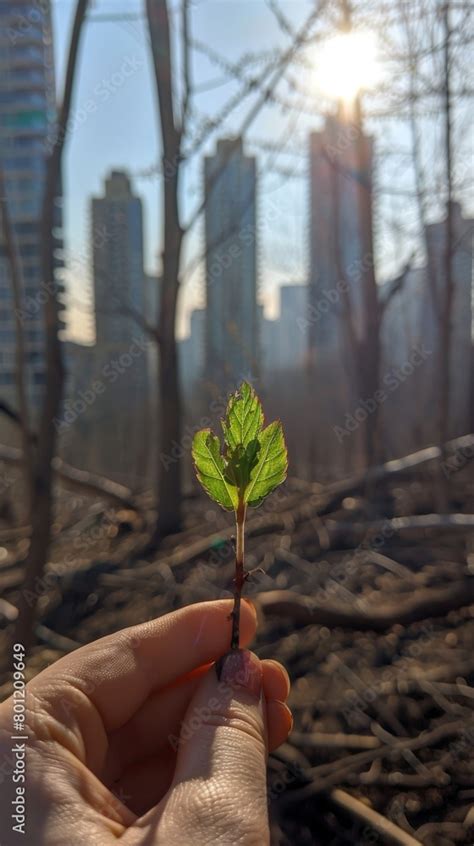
[{"x1": 314, "y1": 30, "x2": 380, "y2": 102}]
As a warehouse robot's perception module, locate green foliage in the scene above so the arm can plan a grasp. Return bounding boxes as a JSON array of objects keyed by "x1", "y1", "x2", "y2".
[
  {"x1": 192, "y1": 430, "x2": 239, "y2": 511},
  {"x1": 222, "y1": 381, "x2": 263, "y2": 450},
  {"x1": 243, "y1": 419, "x2": 287, "y2": 508},
  {"x1": 192, "y1": 382, "x2": 288, "y2": 513}
]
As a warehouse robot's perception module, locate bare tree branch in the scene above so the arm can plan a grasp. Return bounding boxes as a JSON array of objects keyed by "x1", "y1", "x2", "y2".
[
  {"x1": 183, "y1": 0, "x2": 329, "y2": 235},
  {"x1": 13, "y1": 0, "x2": 89, "y2": 652},
  {"x1": 180, "y1": 0, "x2": 192, "y2": 132}
]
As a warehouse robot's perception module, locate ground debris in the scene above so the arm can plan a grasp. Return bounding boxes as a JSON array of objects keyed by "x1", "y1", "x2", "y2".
[{"x1": 0, "y1": 453, "x2": 473, "y2": 845}]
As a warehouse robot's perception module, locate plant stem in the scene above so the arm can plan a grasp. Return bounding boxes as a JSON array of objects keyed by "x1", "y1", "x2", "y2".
[{"x1": 230, "y1": 501, "x2": 246, "y2": 650}]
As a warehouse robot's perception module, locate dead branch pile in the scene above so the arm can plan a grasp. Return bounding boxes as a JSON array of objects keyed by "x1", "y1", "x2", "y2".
[{"x1": 0, "y1": 438, "x2": 473, "y2": 845}]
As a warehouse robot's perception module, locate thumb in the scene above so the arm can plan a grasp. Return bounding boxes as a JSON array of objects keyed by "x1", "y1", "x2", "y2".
[{"x1": 160, "y1": 650, "x2": 269, "y2": 846}]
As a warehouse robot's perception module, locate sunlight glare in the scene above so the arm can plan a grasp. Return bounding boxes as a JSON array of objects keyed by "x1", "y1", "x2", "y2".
[{"x1": 315, "y1": 31, "x2": 380, "y2": 102}]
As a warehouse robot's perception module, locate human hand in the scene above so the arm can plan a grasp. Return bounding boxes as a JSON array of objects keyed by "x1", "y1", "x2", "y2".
[{"x1": 0, "y1": 599, "x2": 292, "y2": 845}]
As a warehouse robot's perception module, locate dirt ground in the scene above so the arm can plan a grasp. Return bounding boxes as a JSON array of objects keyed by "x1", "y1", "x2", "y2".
[{"x1": 1, "y1": 456, "x2": 473, "y2": 845}]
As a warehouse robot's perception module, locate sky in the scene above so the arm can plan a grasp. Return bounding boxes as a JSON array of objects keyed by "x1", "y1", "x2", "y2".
[
  {"x1": 52, "y1": 0, "x2": 473, "y2": 343},
  {"x1": 54, "y1": 0, "x2": 316, "y2": 342}
]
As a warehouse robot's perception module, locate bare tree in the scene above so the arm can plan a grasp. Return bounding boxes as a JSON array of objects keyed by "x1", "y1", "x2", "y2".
[
  {"x1": 439, "y1": 0, "x2": 455, "y2": 455},
  {"x1": 393, "y1": 0, "x2": 472, "y2": 471},
  {"x1": 145, "y1": 0, "x2": 186, "y2": 539},
  {"x1": 145, "y1": 0, "x2": 327, "y2": 542},
  {"x1": 0, "y1": 168, "x2": 34, "y2": 512},
  {"x1": 13, "y1": 0, "x2": 90, "y2": 651}
]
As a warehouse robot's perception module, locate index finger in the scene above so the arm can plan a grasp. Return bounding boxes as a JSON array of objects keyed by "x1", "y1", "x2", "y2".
[{"x1": 28, "y1": 599, "x2": 257, "y2": 733}]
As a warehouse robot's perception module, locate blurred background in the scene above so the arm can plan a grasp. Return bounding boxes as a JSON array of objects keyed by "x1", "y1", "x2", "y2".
[{"x1": 0, "y1": 1, "x2": 473, "y2": 843}]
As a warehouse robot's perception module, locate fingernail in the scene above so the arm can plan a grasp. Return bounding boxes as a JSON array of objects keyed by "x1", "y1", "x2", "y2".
[
  {"x1": 265, "y1": 659, "x2": 291, "y2": 697},
  {"x1": 216, "y1": 649, "x2": 263, "y2": 699},
  {"x1": 283, "y1": 702, "x2": 294, "y2": 733}
]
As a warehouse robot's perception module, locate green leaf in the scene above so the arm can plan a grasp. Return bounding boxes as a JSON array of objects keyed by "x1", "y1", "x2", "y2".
[
  {"x1": 192, "y1": 382, "x2": 288, "y2": 513},
  {"x1": 244, "y1": 420, "x2": 288, "y2": 508},
  {"x1": 222, "y1": 382, "x2": 263, "y2": 452},
  {"x1": 225, "y1": 440, "x2": 260, "y2": 492},
  {"x1": 192, "y1": 430, "x2": 238, "y2": 510}
]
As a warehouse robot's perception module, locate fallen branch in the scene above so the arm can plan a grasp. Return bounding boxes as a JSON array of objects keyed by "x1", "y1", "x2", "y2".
[
  {"x1": 0, "y1": 568, "x2": 25, "y2": 593},
  {"x1": 324, "y1": 514, "x2": 474, "y2": 547},
  {"x1": 257, "y1": 577, "x2": 474, "y2": 631},
  {"x1": 329, "y1": 788, "x2": 422, "y2": 846},
  {"x1": 324, "y1": 661, "x2": 474, "y2": 713},
  {"x1": 0, "y1": 598, "x2": 18, "y2": 624},
  {"x1": 283, "y1": 721, "x2": 466, "y2": 805},
  {"x1": 35, "y1": 624, "x2": 80, "y2": 653},
  {"x1": 109, "y1": 438, "x2": 474, "y2": 575},
  {"x1": 358, "y1": 770, "x2": 450, "y2": 788},
  {"x1": 291, "y1": 731, "x2": 381, "y2": 750},
  {"x1": 51, "y1": 457, "x2": 136, "y2": 507},
  {"x1": 0, "y1": 527, "x2": 30, "y2": 544},
  {"x1": 321, "y1": 433, "x2": 474, "y2": 502},
  {"x1": 113, "y1": 503, "x2": 302, "y2": 581},
  {"x1": 0, "y1": 443, "x2": 135, "y2": 507},
  {"x1": 415, "y1": 821, "x2": 467, "y2": 842}
]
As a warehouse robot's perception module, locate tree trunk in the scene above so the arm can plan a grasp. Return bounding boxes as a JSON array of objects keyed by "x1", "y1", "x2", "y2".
[
  {"x1": 0, "y1": 167, "x2": 34, "y2": 513},
  {"x1": 439, "y1": 2, "x2": 454, "y2": 456},
  {"x1": 12, "y1": 0, "x2": 89, "y2": 652},
  {"x1": 146, "y1": 0, "x2": 184, "y2": 542},
  {"x1": 355, "y1": 108, "x2": 380, "y2": 468},
  {"x1": 157, "y1": 217, "x2": 183, "y2": 537}
]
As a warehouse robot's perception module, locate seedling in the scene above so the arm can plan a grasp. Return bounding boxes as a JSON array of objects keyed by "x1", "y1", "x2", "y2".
[{"x1": 192, "y1": 382, "x2": 288, "y2": 650}]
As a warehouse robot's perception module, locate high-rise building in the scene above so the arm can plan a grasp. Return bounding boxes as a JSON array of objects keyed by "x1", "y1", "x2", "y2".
[
  {"x1": 381, "y1": 204, "x2": 473, "y2": 452},
  {"x1": 0, "y1": 2, "x2": 62, "y2": 425},
  {"x1": 180, "y1": 307, "x2": 205, "y2": 394},
  {"x1": 89, "y1": 170, "x2": 149, "y2": 484},
  {"x1": 307, "y1": 113, "x2": 374, "y2": 476},
  {"x1": 92, "y1": 170, "x2": 145, "y2": 346},
  {"x1": 204, "y1": 138, "x2": 258, "y2": 391},
  {"x1": 260, "y1": 284, "x2": 307, "y2": 374},
  {"x1": 278, "y1": 283, "x2": 307, "y2": 369},
  {"x1": 309, "y1": 113, "x2": 373, "y2": 355}
]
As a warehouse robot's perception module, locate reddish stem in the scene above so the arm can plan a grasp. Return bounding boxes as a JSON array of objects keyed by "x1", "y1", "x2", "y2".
[{"x1": 230, "y1": 501, "x2": 246, "y2": 650}]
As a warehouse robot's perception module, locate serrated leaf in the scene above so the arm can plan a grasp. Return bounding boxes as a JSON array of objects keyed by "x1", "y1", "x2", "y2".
[
  {"x1": 222, "y1": 382, "x2": 263, "y2": 452},
  {"x1": 193, "y1": 383, "x2": 287, "y2": 513},
  {"x1": 244, "y1": 420, "x2": 288, "y2": 508},
  {"x1": 225, "y1": 440, "x2": 260, "y2": 492},
  {"x1": 192, "y1": 430, "x2": 238, "y2": 510}
]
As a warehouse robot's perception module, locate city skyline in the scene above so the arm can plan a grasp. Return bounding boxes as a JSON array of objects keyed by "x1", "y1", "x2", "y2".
[
  {"x1": 48, "y1": 1, "x2": 474, "y2": 347},
  {"x1": 0, "y1": 0, "x2": 472, "y2": 462},
  {"x1": 72, "y1": 145, "x2": 473, "y2": 350}
]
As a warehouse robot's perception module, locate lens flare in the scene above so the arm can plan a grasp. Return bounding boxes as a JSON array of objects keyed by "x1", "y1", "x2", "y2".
[{"x1": 315, "y1": 31, "x2": 380, "y2": 102}]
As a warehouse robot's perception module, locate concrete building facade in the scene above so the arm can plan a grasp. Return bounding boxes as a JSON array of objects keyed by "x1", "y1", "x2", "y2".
[
  {"x1": 89, "y1": 170, "x2": 149, "y2": 484},
  {"x1": 204, "y1": 138, "x2": 258, "y2": 392},
  {"x1": 92, "y1": 170, "x2": 145, "y2": 347},
  {"x1": 309, "y1": 113, "x2": 373, "y2": 357},
  {"x1": 0, "y1": 0, "x2": 61, "y2": 429},
  {"x1": 381, "y1": 205, "x2": 473, "y2": 453},
  {"x1": 308, "y1": 113, "x2": 374, "y2": 475}
]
